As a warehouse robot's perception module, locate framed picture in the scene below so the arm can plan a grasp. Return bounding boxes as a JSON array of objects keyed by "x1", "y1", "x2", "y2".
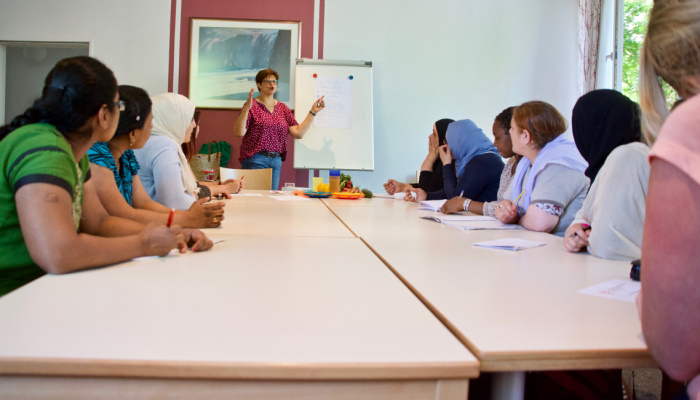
[{"x1": 189, "y1": 18, "x2": 300, "y2": 110}]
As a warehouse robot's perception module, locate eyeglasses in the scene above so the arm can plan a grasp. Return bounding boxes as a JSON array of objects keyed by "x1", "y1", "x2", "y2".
[
  {"x1": 262, "y1": 80, "x2": 279, "y2": 85},
  {"x1": 111, "y1": 100, "x2": 126, "y2": 112}
]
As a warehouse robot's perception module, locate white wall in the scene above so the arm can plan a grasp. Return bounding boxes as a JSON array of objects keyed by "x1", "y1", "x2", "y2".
[
  {"x1": 0, "y1": 0, "x2": 171, "y2": 96},
  {"x1": 324, "y1": 0, "x2": 579, "y2": 193}
]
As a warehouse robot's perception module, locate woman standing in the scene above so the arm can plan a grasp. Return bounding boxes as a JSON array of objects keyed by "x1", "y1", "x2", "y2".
[
  {"x1": 494, "y1": 101, "x2": 589, "y2": 237},
  {"x1": 233, "y1": 68, "x2": 326, "y2": 190}
]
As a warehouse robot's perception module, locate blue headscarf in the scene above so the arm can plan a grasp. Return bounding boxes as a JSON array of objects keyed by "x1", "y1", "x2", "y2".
[
  {"x1": 511, "y1": 135, "x2": 588, "y2": 213},
  {"x1": 446, "y1": 119, "x2": 499, "y2": 177}
]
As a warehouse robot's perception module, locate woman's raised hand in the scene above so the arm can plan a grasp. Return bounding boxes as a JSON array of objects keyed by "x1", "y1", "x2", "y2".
[
  {"x1": 428, "y1": 132, "x2": 439, "y2": 154},
  {"x1": 438, "y1": 144, "x2": 453, "y2": 165},
  {"x1": 242, "y1": 88, "x2": 255, "y2": 111},
  {"x1": 563, "y1": 223, "x2": 591, "y2": 253},
  {"x1": 495, "y1": 200, "x2": 519, "y2": 224},
  {"x1": 310, "y1": 96, "x2": 325, "y2": 114},
  {"x1": 139, "y1": 222, "x2": 183, "y2": 257}
]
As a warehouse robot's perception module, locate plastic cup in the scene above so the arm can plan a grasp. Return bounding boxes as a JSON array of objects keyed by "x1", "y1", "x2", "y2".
[{"x1": 202, "y1": 169, "x2": 216, "y2": 182}]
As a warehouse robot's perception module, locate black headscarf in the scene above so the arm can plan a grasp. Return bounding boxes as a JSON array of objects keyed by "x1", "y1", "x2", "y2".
[
  {"x1": 572, "y1": 89, "x2": 641, "y2": 183},
  {"x1": 419, "y1": 118, "x2": 454, "y2": 192}
]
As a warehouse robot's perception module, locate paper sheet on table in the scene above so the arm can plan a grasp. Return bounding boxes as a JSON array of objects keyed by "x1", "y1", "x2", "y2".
[
  {"x1": 472, "y1": 238, "x2": 545, "y2": 250},
  {"x1": 443, "y1": 219, "x2": 526, "y2": 231},
  {"x1": 231, "y1": 193, "x2": 263, "y2": 196},
  {"x1": 417, "y1": 199, "x2": 446, "y2": 211},
  {"x1": 417, "y1": 210, "x2": 497, "y2": 223},
  {"x1": 373, "y1": 193, "x2": 397, "y2": 199},
  {"x1": 577, "y1": 279, "x2": 641, "y2": 303},
  {"x1": 269, "y1": 196, "x2": 312, "y2": 201},
  {"x1": 313, "y1": 76, "x2": 352, "y2": 129}
]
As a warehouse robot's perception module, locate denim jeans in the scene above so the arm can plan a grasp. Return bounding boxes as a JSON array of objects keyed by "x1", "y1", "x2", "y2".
[{"x1": 241, "y1": 152, "x2": 282, "y2": 190}]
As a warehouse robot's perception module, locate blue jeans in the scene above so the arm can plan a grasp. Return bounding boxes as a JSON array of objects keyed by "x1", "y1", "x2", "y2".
[{"x1": 241, "y1": 152, "x2": 282, "y2": 190}]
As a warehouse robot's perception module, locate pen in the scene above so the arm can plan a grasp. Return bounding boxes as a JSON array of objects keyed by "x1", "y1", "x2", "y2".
[
  {"x1": 512, "y1": 189, "x2": 526, "y2": 205},
  {"x1": 166, "y1": 208, "x2": 175, "y2": 227},
  {"x1": 570, "y1": 224, "x2": 591, "y2": 238},
  {"x1": 459, "y1": 190, "x2": 464, "y2": 198}
]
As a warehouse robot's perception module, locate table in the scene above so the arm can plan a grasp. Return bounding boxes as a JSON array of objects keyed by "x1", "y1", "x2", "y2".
[
  {"x1": 0, "y1": 194, "x2": 479, "y2": 400},
  {"x1": 323, "y1": 197, "x2": 653, "y2": 399},
  {"x1": 200, "y1": 191, "x2": 354, "y2": 238}
]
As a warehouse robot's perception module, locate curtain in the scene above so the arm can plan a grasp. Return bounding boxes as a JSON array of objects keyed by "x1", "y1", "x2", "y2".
[{"x1": 578, "y1": 0, "x2": 603, "y2": 96}]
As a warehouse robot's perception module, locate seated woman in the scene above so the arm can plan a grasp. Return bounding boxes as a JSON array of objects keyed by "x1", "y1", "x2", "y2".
[
  {"x1": 0, "y1": 57, "x2": 211, "y2": 297},
  {"x1": 563, "y1": 89, "x2": 650, "y2": 260},
  {"x1": 134, "y1": 93, "x2": 241, "y2": 210},
  {"x1": 441, "y1": 107, "x2": 520, "y2": 215},
  {"x1": 88, "y1": 86, "x2": 226, "y2": 228},
  {"x1": 383, "y1": 118, "x2": 454, "y2": 194},
  {"x1": 495, "y1": 101, "x2": 589, "y2": 236},
  {"x1": 406, "y1": 119, "x2": 504, "y2": 203}
]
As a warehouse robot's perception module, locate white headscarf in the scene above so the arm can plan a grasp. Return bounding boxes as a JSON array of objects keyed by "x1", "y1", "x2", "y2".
[{"x1": 150, "y1": 93, "x2": 198, "y2": 194}]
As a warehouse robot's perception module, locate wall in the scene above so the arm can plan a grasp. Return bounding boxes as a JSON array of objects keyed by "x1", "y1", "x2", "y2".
[
  {"x1": 4, "y1": 45, "x2": 89, "y2": 123},
  {"x1": 0, "y1": 0, "x2": 171, "y2": 95},
  {"x1": 323, "y1": 0, "x2": 579, "y2": 193},
  {"x1": 174, "y1": 0, "x2": 321, "y2": 188}
]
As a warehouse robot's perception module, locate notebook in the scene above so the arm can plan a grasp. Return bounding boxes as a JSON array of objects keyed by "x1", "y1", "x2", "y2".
[{"x1": 472, "y1": 238, "x2": 546, "y2": 251}]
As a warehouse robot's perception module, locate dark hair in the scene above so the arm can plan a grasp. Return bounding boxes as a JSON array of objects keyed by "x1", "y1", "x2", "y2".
[
  {"x1": 114, "y1": 85, "x2": 151, "y2": 137},
  {"x1": 494, "y1": 107, "x2": 515, "y2": 134},
  {"x1": 512, "y1": 101, "x2": 567, "y2": 149},
  {"x1": 0, "y1": 56, "x2": 118, "y2": 142},
  {"x1": 182, "y1": 109, "x2": 200, "y2": 161},
  {"x1": 255, "y1": 69, "x2": 280, "y2": 91}
]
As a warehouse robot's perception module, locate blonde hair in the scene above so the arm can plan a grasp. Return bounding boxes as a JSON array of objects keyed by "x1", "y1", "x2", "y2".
[{"x1": 640, "y1": 0, "x2": 700, "y2": 145}]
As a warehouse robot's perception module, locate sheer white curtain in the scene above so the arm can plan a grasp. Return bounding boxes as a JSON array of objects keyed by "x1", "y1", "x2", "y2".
[{"x1": 578, "y1": 0, "x2": 603, "y2": 96}]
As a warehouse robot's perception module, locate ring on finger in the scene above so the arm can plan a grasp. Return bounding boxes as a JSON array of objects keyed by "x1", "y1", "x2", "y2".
[{"x1": 213, "y1": 218, "x2": 218, "y2": 223}]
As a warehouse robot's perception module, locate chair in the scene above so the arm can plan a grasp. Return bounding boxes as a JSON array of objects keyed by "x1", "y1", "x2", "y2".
[{"x1": 220, "y1": 167, "x2": 272, "y2": 190}]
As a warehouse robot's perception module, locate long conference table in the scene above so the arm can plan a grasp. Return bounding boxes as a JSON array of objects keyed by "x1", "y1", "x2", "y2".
[{"x1": 0, "y1": 191, "x2": 652, "y2": 400}]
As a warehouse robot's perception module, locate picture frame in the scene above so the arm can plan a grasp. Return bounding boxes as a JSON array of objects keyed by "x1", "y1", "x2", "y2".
[{"x1": 189, "y1": 18, "x2": 300, "y2": 110}]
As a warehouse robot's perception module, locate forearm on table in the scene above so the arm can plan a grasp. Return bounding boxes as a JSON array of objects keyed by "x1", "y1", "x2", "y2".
[{"x1": 39, "y1": 234, "x2": 147, "y2": 274}]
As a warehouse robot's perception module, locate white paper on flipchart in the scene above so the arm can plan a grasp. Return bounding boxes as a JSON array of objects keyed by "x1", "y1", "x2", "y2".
[{"x1": 313, "y1": 76, "x2": 352, "y2": 129}]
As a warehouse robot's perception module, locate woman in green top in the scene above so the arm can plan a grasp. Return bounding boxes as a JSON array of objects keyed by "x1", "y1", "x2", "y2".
[{"x1": 0, "y1": 56, "x2": 212, "y2": 297}]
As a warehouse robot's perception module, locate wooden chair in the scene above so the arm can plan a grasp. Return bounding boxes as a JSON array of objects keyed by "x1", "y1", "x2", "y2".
[{"x1": 220, "y1": 167, "x2": 272, "y2": 190}]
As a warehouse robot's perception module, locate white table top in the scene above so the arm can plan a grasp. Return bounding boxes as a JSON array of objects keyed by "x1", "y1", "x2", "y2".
[
  {"x1": 323, "y1": 198, "x2": 653, "y2": 371},
  {"x1": 201, "y1": 192, "x2": 354, "y2": 238},
  {"x1": 0, "y1": 236, "x2": 478, "y2": 380}
]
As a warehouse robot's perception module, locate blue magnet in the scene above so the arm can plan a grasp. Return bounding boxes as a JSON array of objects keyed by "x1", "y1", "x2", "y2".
[{"x1": 349, "y1": 75, "x2": 354, "y2": 80}]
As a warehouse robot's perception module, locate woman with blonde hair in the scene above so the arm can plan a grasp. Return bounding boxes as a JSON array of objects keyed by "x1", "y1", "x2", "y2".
[{"x1": 637, "y1": 1, "x2": 700, "y2": 398}]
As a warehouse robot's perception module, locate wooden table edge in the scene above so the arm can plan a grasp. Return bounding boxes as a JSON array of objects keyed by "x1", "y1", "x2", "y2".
[{"x1": 0, "y1": 358, "x2": 480, "y2": 380}]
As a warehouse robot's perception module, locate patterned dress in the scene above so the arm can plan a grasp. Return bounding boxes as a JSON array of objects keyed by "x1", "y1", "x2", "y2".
[{"x1": 88, "y1": 142, "x2": 140, "y2": 206}]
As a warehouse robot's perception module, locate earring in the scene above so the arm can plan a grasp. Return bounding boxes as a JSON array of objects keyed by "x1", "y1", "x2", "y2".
[{"x1": 130, "y1": 138, "x2": 135, "y2": 147}]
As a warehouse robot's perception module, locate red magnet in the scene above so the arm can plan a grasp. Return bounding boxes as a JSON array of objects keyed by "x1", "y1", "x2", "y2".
[{"x1": 313, "y1": 73, "x2": 317, "y2": 78}]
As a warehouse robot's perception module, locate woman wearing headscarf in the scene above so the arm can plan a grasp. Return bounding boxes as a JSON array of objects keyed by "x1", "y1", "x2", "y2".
[
  {"x1": 406, "y1": 119, "x2": 504, "y2": 202},
  {"x1": 134, "y1": 93, "x2": 239, "y2": 211},
  {"x1": 89, "y1": 86, "x2": 225, "y2": 228},
  {"x1": 495, "y1": 101, "x2": 589, "y2": 237},
  {"x1": 563, "y1": 90, "x2": 650, "y2": 260},
  {"x1": 383, "y1": 118, "x2": 453, "y2": 194},
  {"x1": 441, "y1": 107, "x2": 520, "y2": 215}
]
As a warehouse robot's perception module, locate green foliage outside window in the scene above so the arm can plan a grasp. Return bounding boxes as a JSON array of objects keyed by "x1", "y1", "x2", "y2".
[{"x1": 623, "y1": 0, "x2": 677, "y2": 106}]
